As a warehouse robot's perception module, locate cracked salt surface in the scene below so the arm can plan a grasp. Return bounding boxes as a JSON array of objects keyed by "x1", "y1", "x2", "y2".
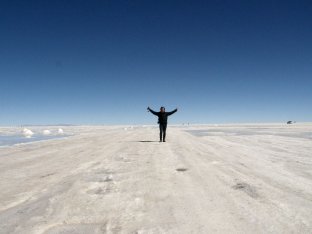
[{"x1": 186, "y1": 128, "x2": 312, "y2": 139}]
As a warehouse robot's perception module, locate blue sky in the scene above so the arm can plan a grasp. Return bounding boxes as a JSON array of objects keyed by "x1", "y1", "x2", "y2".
[{"x1": 1, "y1": 0, "x2": 311, "y2": 125}]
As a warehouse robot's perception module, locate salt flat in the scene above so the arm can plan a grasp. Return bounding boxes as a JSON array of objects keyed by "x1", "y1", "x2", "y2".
[{"x1": 0, "y1": 124, "x2": 312, "y2": 234}]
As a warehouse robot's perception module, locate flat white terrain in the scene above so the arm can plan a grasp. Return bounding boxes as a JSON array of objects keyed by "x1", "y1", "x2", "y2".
[{"x1": 0, "y1": 124, "x2": 312, "y2": 233}]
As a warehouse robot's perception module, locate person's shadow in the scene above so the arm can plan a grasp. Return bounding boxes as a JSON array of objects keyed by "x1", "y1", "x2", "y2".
[
  {"x1": 120, "y1": 140, "x2": 159, "y2": 143},
  {"x1": 138, "y1": 140, "x2": 158, "y2": 143}
]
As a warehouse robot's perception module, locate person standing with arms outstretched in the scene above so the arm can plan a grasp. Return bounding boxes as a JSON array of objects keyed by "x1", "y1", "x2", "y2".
[{"x1": 147, "y1": 106, "x2": 178, "y2": 142}]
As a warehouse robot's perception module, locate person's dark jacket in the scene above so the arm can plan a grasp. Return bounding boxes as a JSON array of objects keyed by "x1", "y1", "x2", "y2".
[{"x1": 148, "y1": 108, "x2": 177, "y2": 124}]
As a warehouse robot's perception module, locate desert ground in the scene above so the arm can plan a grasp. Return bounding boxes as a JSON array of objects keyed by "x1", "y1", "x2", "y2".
[{"x1": 0, "y1": 124, "x2": 312, "y2": 233}]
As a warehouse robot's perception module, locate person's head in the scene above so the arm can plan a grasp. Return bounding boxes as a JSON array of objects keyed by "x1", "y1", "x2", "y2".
[{"x1": 160, "y1": 106, "x2": 165, "y2": 112}]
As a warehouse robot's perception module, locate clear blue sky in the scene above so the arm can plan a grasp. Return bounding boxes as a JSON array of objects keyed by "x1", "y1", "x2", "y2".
[{"x1": 1, "y1": 0, "x2": 311, "y2": 125}]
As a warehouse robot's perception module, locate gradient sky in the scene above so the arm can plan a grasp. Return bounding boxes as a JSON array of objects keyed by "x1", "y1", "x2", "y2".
[{"x1": 1, "y1": 0, "x2": 311, "y2": 125}]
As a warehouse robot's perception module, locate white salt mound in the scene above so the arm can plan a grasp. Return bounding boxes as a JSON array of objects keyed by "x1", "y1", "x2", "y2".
[
  {"x1": 43, "y1": 130, "x2": 51, "y2": 135},
  {"x1": 22, "y1": 128, "x2": 34, "y2": 138},
  {"x1": 58, "y1": 128, "x2": 64, "y2": 134}
]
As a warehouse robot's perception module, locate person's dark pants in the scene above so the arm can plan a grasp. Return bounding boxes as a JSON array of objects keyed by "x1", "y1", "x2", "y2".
[{"x1": 159, "y1": 123, "x2": 167, "y2": 142}]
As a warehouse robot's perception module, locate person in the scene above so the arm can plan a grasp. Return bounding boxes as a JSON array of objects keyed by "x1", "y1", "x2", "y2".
[{"x1": 147, "y1": 106, "x2": 178, "y2": 142}]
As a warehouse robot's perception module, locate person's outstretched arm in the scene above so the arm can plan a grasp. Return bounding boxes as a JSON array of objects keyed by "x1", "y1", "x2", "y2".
[
  {"x1": 147, "y1": 107, "x2": 158, "y2": 116},
  {"x1": 166, "y1": 108, "x2": 178, "y2": 116}
]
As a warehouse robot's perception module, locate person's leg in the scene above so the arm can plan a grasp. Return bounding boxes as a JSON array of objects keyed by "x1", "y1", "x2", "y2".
[
  {"x1": 163, "y1": 123, "x2": 167, "y2": 142},
  {"x1": 159, "y1": 124, "x2": 163, "y2": 142}
]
